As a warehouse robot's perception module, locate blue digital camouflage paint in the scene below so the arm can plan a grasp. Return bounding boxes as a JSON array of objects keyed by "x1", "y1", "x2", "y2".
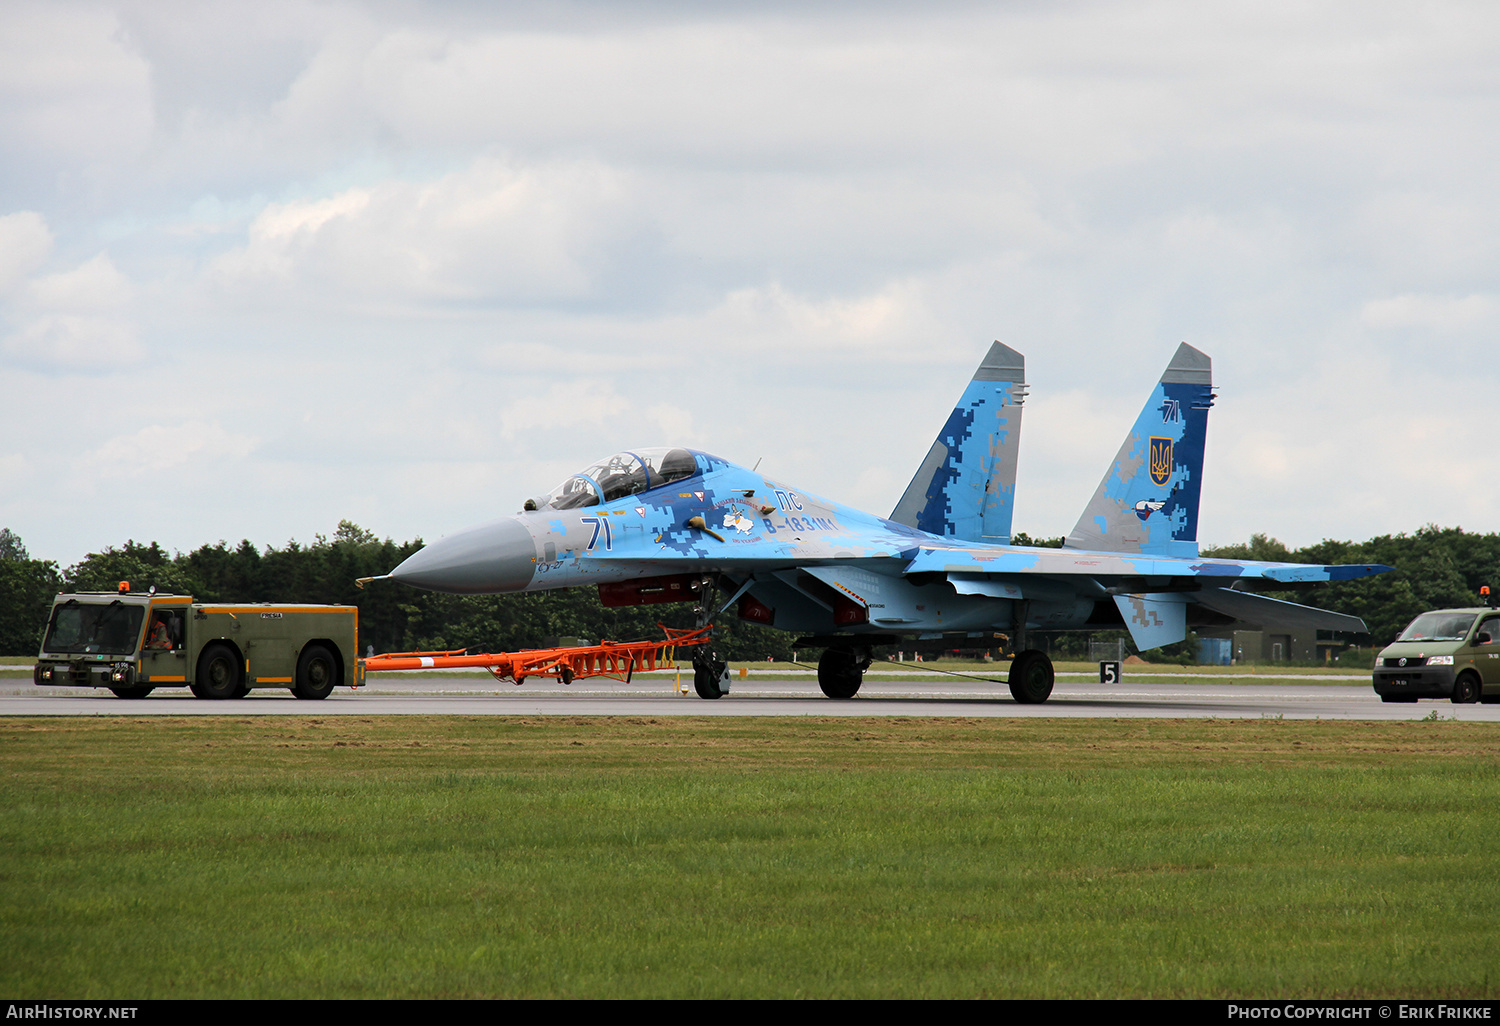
[
  {"x1": 1065, "y1": 342, "x2": 1214, "y2": 558},
  {"x1": 889, "y1": 341, "x2": 1026, "y2": 544}
]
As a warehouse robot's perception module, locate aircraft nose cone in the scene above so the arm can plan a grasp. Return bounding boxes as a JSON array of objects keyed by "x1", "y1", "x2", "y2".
[{"x1": 388, "y1": 517, "x2": 537, "y2": 594}]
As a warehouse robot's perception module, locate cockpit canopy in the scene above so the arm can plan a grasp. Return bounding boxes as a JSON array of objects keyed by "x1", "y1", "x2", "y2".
[{"x1": 525, "y1": 447, "x2": 701, "y2": 512}]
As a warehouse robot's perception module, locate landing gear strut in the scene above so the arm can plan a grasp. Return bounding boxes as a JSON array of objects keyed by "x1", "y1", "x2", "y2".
[
  {"x1": 1006, "y1": 600, "x2": 1053, "y2": 704},
  {"x1": 818, "y1": 646, "x2": 869, "y2": 699},
  {"x1": 1008, "y1": 649, "x2": 1054, "y2": 704},
  {"x1": 691, "y1": 576, "x2": 729, "y2": 700}
]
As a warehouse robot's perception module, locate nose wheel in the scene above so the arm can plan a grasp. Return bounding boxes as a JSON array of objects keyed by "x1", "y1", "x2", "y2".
[{"x1": 693, "y1": 648, "x2": 729, "y2": 700}]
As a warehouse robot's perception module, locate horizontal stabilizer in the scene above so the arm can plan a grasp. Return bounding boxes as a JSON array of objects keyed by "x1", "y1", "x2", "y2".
[{"x1": 1194, "y1": 588, "x2": 1368, "y2": 634}]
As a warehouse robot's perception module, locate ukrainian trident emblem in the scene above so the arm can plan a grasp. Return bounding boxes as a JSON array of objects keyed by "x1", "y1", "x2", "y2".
[{"x1": 1148, "y1": 437, "x2": 1173, "y2": 486}]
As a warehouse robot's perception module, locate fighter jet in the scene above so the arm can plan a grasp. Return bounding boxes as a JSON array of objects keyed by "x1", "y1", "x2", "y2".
[{"x1": 379, "y1": 342, "x2": 1391, "y2": 701}]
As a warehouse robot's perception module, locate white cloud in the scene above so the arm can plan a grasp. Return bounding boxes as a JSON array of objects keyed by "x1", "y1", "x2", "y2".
[
  {"x1": 644, "y1": 402, "x2": 698, "y2": 446},
  {"x1": 208, "y1": 157, "x2": 631, "y2": 306},
  {"x1": 0, "y1": 211, "x2": 52, "y2": 291},
  {"x1": 0, "y1": 3, "x2": 151, "y2": 174},
  {"x1": 2, "y1": 253, "x2": 140, "y2": 372},
  {"x1": 496, "y1": 379, "x2": 631, "y2": 443},
  {"x1": 1361, "y1": 293, "x2": 1495, "y2": 332},
  {"x1": 696, "y1": 280, "x2": 942, "y2": 356},
  {"x1": 28, "y1": 253, "x2": 134, "y2": 310},
  {"x1": 79, "y1": 421, "x2": 259, "y2": 478},
  {"x1": 1, "y1": 314, "x2": 141, "y2": 371}
]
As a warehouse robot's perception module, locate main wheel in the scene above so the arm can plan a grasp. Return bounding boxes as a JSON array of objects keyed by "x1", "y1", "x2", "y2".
[
  {"x1": 693, "y1": 649, "x2": 727, "y2": 700},
  {"x1": 1008, "y1": 649, "x2": 1054, "y2": 704},
  {"x1": 195, "y1": 643, "x2": 243, "y2": 700},
  {"x1": 817, "y1": 647, "x2": 864, "y2": 699},
  {"x1": 1452, "y1": 672, "x2": 1481, "y2": 704},
  {"x1": 293, "y1": 644, "x2": 338, "y2": 700},
  {"x1": 109, "y1": 686, "x2": 154, "y2": 699}
]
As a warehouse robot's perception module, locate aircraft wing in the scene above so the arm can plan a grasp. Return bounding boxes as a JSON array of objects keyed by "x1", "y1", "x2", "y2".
[
  {"x1": 899, "y1": 542, "x2": 1388, "y2": 649},
  {"x1": 902, "y1": 544, "x2": 1389, "y2": 585}
]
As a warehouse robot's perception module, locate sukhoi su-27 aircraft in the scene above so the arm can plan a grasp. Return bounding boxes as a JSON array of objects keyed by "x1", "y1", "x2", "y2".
[{"x1": 379, "y1": 342, "x2": 1392, "y2": 701}]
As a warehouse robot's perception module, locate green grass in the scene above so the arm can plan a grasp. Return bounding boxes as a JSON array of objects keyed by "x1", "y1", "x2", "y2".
[{"x1": 2, "y1": 716, "x2": 1496, "y2": 998}]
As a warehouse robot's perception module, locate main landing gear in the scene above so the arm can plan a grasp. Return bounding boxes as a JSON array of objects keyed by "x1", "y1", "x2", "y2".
[
  {"x1": 1008, "y1": 649, "x2": 1055, "y2": 704},
  {"x1": 808, "y1": 644, "x2": 1052, "y2": 702},
  {"x1": 818, "y1": 646, "x2": 871, "y2": 699}
]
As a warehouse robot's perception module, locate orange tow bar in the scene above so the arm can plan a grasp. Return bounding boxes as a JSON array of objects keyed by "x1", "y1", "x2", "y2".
[{"x1": 360, "y1": 625, "x2": 712, "y2": 686}]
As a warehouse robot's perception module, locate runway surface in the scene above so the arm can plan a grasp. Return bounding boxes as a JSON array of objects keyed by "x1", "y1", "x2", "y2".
[{"x1": 5, "y1": 671, "x2": 1499, "y2": 720}]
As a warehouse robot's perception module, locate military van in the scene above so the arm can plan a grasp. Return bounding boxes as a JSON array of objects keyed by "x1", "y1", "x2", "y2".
[
  {"x1": 1372, "y1": 607, "x2": 1500, "y2": 704},
  {"x1": 32, "y1": 588, "x2": 362, "y2": 700}
]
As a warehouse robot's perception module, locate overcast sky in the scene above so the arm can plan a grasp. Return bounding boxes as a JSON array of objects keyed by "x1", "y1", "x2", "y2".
[{"x1": 2, "y1": 1, "x2": 1497, "y2": 568}]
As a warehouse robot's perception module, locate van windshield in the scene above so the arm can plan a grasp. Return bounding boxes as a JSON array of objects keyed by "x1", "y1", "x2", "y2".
[{"x1": 1396, "y1": 612, "x2": 1477, "y2": 643}]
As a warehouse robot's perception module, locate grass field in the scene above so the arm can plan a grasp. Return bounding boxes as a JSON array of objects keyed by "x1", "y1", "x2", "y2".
[{"x1": 2, "y1": 716, "x2": 1496, "y2": 998}]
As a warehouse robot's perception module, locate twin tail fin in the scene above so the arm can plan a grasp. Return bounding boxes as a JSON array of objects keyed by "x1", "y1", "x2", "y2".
[
  {"x1": 1065, "y1": 342, "x2": 1214, "y2": 558},
  {"x1": 889, "y1": 341, "x2": 1026, "y2": 544}
]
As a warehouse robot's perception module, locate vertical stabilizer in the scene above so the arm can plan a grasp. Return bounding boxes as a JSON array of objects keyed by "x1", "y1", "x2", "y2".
[
  {"x1": 889, "y1": 341, "x2": 1026, "y2": 543},
  {"x1": 1065, "y1": 343, "x2": 1214, "y2": 557}
]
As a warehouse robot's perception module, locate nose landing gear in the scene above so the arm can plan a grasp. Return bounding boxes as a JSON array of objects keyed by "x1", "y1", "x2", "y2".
[{"x1": 692, "y1": 648, "x2": 730, "y2": 699}]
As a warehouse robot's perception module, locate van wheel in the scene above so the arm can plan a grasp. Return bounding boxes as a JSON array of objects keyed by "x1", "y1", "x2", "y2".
[
  {"x1": 195, "y1": 643, "x2": 243, "y2": 700},
  {"x1": 294, "y1": 644, "x2": 338, "y2": 700},
  {"x1": 1453, "y1": 672, "x2": 1481, "y2": 704}
]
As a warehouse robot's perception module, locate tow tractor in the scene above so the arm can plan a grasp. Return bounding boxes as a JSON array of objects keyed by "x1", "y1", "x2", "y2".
[
  {"x1": 33, "y1": 584, "x2": 716, "y2": 699},
  {"x1": 33, "y1": 585, "x2": 361, "y2": 699}
]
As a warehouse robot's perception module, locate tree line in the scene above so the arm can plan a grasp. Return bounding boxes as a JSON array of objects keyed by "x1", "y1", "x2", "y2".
[
  {"x1": 0, "y1": 522, "x2": 792, "y2": 660},
  {"x1": 2, "y1": 522, "x2": 1499, "y2": 659}
]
